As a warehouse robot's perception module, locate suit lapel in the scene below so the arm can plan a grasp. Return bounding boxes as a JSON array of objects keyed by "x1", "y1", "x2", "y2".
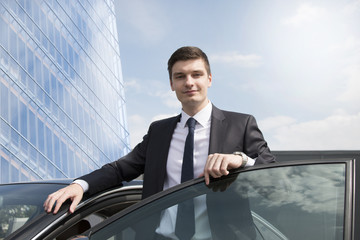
[
  {"x1": 157, "y1": 114, "x2": 181, "y2": 189},
  {"x1": 209, "y1": 105, "x2": 227, "y2": 154}
]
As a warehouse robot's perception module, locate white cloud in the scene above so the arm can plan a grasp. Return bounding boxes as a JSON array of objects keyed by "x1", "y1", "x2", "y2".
[
  {"x1": 260, "y1": 112, "x2": 360, "y2": 150},
  {"x1": 152, "y1": 113, "x2": 178, "y2": 122},
  {"x1": 342, "y1": 0, "x2": 360, "y2": 14},
  {"x1": 127, "y1": 114, "x2": 147, "y2": 148},
  {"x1": 336, "y1": 65, "x2": 360, "y2": 103},
  {"x1": 282, "y1": 3, "x2": 326, "y2": 27},
  {"x1": 125, "y1": 77, "x2": 180, "y2": 110},
  {"x1": 330, "y1": 36, "x2": 360, "y2": 105},
  {"x1": 258, "y1": 116, "x2": 297, "y2": 132},
  {"x1": 124, "y1": 78, "x2": 142, "y2": 92},
  {"x1": 329, "y1": 36, "x2": 360, "y2": 55},
  {"x1": 128, "y1": 112, "x2": 178, "y2": 148},
  {"x1": 116, "y1": 0, "x2": 168, "y2": 43},
  {"x1": 155, "y1": 90, "x2": 181, "y2": 109},
  {"x1": 210, "y1": 52, "x2": 263, "y2": 68}
]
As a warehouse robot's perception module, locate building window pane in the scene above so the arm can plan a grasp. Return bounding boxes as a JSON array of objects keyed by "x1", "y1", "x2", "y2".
[
  {"x1": 60, "y1": 140, "x2": 68, "y2": 174},
  {"x1": 37, "y1": 118, "x2": 45, "y2": 153},
  {"x1": 0, "y1": 17, "x2": 8, "y2": 49},
  {"x1": 28, "y1": 110, "x2": 36, "y2": 146},
  {"x1": 0, "y1": 81, "x2": 9, "y2": 121},
  {"x1": 1, "y1": 156, "x2": 9, "y2": 183},
  {"x1": 10, "y1": 92, "x2": 19, "y2": 131},
  {"x1": 20, "y1": 101, "x2": 27, "y2": 138},
  {"x1": 46, "y1": 125, "x2": 53, "y2": 160},
  {"x1": 26, "y1": 46, "x2": 34, "y2": 77},
  {"x1": 11, "y1": 164, "x2": 19, "y2": 182},
  {"x1": 9, "y1": 28, "x2": 17, "y2": 59}
]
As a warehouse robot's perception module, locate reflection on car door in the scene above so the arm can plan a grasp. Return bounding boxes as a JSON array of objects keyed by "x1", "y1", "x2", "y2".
[{"x1": 83, "y1": 161, "x2": 349, "y2": 240}]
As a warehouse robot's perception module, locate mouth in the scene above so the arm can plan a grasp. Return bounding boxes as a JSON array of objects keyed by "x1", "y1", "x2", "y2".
[{"x1": 184, "y1": 90, "x2": 198, "y2": 95}]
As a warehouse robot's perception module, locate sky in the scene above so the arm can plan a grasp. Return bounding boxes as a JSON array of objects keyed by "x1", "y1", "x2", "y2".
[{"x1": 114, "y1": 0, "x2": 360, "y2": 151}]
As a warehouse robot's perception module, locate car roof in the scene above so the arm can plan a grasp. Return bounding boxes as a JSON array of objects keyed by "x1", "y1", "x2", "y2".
[{"x1": 0, "y1": 179, "x2": 74, "y2": 186}]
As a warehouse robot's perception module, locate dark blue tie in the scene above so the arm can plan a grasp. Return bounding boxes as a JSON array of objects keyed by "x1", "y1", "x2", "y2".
[
  {"x1": 181, "y1": 117, "x2": 196, "y2": 182},
  {"x1": 175, "y1": 117, "x2": 196, "y2": 240}
]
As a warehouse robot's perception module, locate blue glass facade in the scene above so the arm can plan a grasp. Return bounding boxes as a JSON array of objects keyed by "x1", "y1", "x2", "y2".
[{"x1": 0, "y1": 0, "x2": 130, "y2": 183}]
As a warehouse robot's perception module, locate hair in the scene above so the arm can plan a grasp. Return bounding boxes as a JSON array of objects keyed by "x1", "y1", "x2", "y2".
[{"x1": 167, "y1": 46, "x2": 211, "y2": 79}]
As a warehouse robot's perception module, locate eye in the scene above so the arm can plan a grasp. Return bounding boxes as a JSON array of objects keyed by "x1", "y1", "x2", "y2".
[
  {"x1": 192, "y1": 72, "x2": 202, "y2": 78},
  {"x1": 174, "y1": 74, "x2": 185, "y2": 80}
]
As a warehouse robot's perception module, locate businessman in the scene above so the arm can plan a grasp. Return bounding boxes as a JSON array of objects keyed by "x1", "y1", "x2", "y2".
[{"x1": 44, "y1": 46, "x2": 275, "y2": 233}]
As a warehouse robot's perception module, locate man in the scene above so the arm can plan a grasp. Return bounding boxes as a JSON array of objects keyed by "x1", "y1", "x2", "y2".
[{"x1": 44, "y1": 46, "x2": 275, "y2": 224}]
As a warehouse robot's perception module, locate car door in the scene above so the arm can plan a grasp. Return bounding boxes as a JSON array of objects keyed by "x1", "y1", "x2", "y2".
[{"x1": 78, "y1": 159, "x2": 357, "y2": 240}]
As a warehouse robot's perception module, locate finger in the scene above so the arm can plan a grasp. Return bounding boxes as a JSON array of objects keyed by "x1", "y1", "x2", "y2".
[
  {"x1": 205, "y1": 174, "x2": 210, "y2": 185},
  {"x1": 208, "y1": 154, "x2": 226, "y2": 178},
  {"x1": 44, "y1": 192, "x2": 61, "y2": 213},
  {"x1": 211, "y1": 154, "x2": 225, "y2": 177},
  {"x1": 45, "y1": 198, "x2": 55, "y2": 213},
  {"x1": 204, "y1": 154, "x2": 216, "y2": 185},
  {"x1": 53, "y1": 195, "x2": 67, "y2": 214},
  {"x1": 44, "y1": 195, "x2": 51, "y2": 210},
  {"x1": 69, "y1": 195, "x2": 82, "y2": 213},
  {"x1": 219, "y1": 158, "x2": 230, "y2": 176}
]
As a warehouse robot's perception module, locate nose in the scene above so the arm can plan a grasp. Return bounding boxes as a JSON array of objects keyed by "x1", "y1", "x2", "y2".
[{"x1": 185, "y1": 75, "x2": 194, "y2": 86}]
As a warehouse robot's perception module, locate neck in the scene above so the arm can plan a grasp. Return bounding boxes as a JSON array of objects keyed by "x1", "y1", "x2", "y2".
[{"x1": 182, "y1": 99, "x2": 209, "y2": 116}]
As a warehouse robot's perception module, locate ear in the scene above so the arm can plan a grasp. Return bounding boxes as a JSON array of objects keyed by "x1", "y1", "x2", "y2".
[
  {"x1": 170, "y1": 78, "x2": 175, "y2": 91},
  {"x1": 208, "y1": 74, "x2": 212, "y2": 87}
]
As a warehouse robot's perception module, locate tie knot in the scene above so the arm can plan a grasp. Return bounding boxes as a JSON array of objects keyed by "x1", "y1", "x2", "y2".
[{"x1": 187, "y1": 117, "x2": 196, "y2": 130}]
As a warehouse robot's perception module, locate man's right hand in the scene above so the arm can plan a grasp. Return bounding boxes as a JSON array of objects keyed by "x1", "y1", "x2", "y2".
[{"x1": 44, "y1": 183, "x2": 84, "y2": 214}]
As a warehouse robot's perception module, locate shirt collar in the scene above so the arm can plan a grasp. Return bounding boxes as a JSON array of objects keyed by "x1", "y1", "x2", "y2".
[{"x1": 180, "y1": 101, "x2": 212, "y2": 128}]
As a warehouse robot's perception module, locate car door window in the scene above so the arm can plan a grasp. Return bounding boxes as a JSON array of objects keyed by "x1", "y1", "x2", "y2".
[{"x1": 89, "y1": 163, "x2": 346, "y2": 240}]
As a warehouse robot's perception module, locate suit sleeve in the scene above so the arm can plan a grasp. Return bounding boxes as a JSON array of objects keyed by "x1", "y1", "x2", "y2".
[{"x1": 244, "y1": 115, "x2": 276, "y2": 165}]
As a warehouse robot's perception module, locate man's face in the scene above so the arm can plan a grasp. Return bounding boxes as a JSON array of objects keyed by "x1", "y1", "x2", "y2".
[{"x1": 170, "y1": 59, "x2": 212, "y2": 115}]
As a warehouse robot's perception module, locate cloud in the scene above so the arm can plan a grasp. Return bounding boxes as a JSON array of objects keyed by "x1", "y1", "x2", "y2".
[
  {"x1": 282, "y1": 3, "x2": 326, "y2": 27},
  {"x1": 342, "y1": 0, "x2": 360, "y2": 14},
  {"x1": 336, "y1": 65, "x2": 360, "y2": 103},
  {"x1": 152, "y1": 113, "x2": 178, "y2": 122},
  {"x1": 124, "y1": 78, "x2": 142, "y2": 92},
  {"x1": 210, "y1": 52, "x2": 263, "y2": 68},
  {"x1": 259, "y1": 112, "x2": 360, "y2": 150},
  {"x1": 128, "y1": 112, "x2": 178, "y2": 148},
  {"x1": 154, "y1": 90, "x2": 181, "y2": 109},
  {"x1": 116, "y1": 0, "x2": 167, "y2": 43},
  {"x1": 330, "y1": 36, "x2": 360, "y2": 105},
  {"x1": 125, "y1": 77, "x2": 180, "y2": 109},
  {"x1": 258, "y1": 116, "x2": 297, "y2": 132},
  {"x1": 127, "y1": 114, "x2": 147, "y2": 148}
]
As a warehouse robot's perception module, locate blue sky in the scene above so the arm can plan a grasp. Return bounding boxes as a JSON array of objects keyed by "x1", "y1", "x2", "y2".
[{"x1": 115, "y1": 0, "x2": 360, "y2": 150}]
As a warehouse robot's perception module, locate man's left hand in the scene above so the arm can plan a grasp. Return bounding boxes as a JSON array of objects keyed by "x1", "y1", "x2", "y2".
[{"x1": 200, "y1": 153, "x2": 243, "y2": 185}]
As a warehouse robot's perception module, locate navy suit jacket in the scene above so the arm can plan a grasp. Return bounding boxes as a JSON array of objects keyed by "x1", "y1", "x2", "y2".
[{"x1": 80, "y1": 105, "x2": 275, "y2": 198}]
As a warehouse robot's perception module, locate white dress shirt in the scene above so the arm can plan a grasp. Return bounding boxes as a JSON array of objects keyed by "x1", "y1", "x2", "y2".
[{"x1": 163, "y1": 102, "x2": 213, "y2": 191}]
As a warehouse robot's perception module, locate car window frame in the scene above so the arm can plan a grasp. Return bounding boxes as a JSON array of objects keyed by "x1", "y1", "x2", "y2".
[{"x1": 351, "y1": 158, "x2": 359, "y2": 239}]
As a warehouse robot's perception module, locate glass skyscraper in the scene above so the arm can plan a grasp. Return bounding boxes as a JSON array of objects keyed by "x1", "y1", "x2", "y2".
[{"x1": 0, "y1": 0, "x2": 130, "y2": 183}]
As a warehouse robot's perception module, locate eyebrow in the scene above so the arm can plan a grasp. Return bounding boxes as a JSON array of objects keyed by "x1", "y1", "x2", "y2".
[{"x1": 173, "y1": 70, "x2": 204, "y2": 75}]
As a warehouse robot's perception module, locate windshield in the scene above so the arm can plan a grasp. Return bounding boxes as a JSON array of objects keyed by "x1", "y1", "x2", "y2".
[
  {"x1": 90, "y1": 163, "x2": 346, "y2": 240},
  {"x1": 0, "y1": 183, "x2": 66, "y2": 239}
]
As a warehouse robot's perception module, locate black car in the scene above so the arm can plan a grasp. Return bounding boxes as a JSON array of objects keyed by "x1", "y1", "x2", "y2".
[{"x1": 2, "y1": 158, "x2": 359, "y2": 239}]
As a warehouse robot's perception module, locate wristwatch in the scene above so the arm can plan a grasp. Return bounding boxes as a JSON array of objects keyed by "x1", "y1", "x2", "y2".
[{"x1": 233, "y1": 152, "x2": 248, "y2": 167}]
